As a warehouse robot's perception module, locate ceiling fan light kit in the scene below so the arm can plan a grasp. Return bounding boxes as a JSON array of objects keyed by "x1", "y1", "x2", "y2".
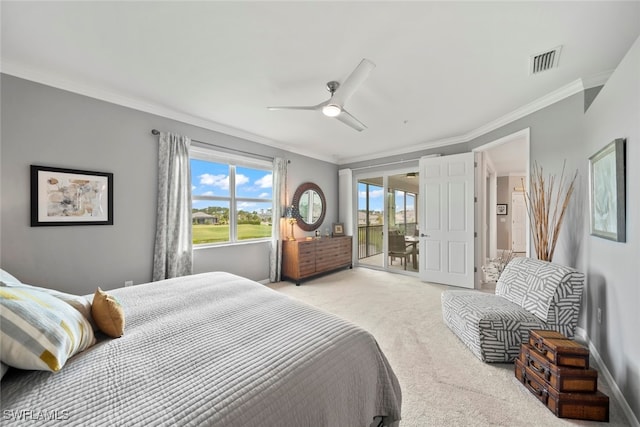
[
  {"x1": 322, "y1": 104, "x2": 341, "y2": 117},
  {"x1": 267, "y1": 58, "x2": 375, "y2": 131}
]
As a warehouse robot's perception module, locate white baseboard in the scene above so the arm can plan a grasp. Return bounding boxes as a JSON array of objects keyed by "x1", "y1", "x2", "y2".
[{"x1": 575, "y1": 327, "x2": 639, "y2": 427}]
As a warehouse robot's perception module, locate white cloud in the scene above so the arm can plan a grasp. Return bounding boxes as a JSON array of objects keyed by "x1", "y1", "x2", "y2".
[
  {"x1": 360, "y1": 189, "x2": 384, "y2": 199},
  {"x1": 238, "y1": 201, "x2": 256, "y2": 209},
  {"x1": 199, "y1": 173, "x2": 229, "y2": 190},
  {"x1": 255, "y1": 173, "x2": 272, "y2": 188},
  {"x1": 236, "y1": 174, "x2": 250, "y2": 186},
  {"x1": 199, "y1": 172, "x2": 270, "y2": 195},
  {"x1": 258, "y1": 192, "x2": 270, "y2": 198}
]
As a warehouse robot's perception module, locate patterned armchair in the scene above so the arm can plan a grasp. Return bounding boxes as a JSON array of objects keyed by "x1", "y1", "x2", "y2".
[{"x1": 441, "y1": 257, "x2": 584, "y2": 362}]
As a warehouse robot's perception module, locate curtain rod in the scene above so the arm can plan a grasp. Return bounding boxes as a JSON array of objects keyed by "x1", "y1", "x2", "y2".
[{"x1": 151, "y1": 129, "x2": 274, "y2": 162}]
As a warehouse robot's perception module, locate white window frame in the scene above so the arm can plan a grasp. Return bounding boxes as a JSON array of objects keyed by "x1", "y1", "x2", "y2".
[{"x1": 190, "y1": 146, "x2": 273, "y2": 246}]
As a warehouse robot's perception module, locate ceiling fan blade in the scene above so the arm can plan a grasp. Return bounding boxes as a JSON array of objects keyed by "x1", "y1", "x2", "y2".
[
  {"x1": 266, "y1": 105, "x2": 319, "y2": 111},
  {"x1": 335, "y1": 109, "x2": 367, "y2": 132},
  {"x1": 331, "y1": 58, "x2": 375, "y2": 106},
  {"x1": 267, "y1": 99, "x2": 328, "y2": 111}
]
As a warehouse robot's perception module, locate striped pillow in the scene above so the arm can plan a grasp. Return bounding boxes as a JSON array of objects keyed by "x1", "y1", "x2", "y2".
[
  {"x1": 0, "y1": 287, "x2": 96, "y2": 372},
  {"x1": 0, "y1": 281, "x2": 93, "y2": 327}
]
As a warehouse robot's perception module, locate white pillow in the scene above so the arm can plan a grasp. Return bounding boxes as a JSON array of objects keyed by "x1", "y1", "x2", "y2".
[
  {"x1": 0, "y1": 362, "x2": 9, "y2": 380},
  {"x1": 0, "y1": 268, "x2": 22, "y2": 286},
  {"x1": 0, "y1": 287, "x2": 96, "y2": 372}
]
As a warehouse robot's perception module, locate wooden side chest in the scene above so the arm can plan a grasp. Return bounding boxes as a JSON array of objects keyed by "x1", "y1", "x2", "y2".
[
  {"x1": 519, "y1": 344, "x2": 598, "y2": 393},
  {"x1": 528, "y1": 329, "x2": 590, "y2": 369},
  {"x1": 515, "y1": 359, "x2": 609, "y2": 421},
  {"x1": 282, "y1": 236, "x2": 352, "y2": 285},
  {"x1": 515, "y1": 330, "x2": 609, "y2": 422}
]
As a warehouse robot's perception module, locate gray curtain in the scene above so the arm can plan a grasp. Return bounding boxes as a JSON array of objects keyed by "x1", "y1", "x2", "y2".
[
  {"x1": 269, "y1": 157, "x2": 287, "y2": 282},
  {"x1": 152, "y1": 132, "x2": 193, "y2": 281}
]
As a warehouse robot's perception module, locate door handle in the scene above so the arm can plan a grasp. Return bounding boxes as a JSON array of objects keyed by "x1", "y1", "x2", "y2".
[{"x1": 420, "y1": 233, "x2": 430, "y2": 238}]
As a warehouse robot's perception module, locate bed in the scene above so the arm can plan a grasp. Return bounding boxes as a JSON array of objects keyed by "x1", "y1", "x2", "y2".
[{"x1": 1, "y1": 272, "x2": 402, "y2": 426}]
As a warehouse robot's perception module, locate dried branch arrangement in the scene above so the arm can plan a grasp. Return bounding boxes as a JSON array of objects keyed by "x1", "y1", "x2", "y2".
[
  {"x1": 482, "y1": 249, "x2": 516, "y2": 282},
  {"x1": 522, "y1": 161, "x2": 578, "y2": 262}
]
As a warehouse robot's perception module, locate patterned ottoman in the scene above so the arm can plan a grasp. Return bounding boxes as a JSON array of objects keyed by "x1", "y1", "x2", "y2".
[{"x1": 441, "y1": 257, "x2": 584, "y2": 363}]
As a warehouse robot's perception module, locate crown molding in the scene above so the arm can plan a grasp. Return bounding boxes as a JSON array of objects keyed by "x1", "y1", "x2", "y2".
[
  {"x1": 0, "y1": 61, "x2": 337, "y2": 164},
  {"x1": 337, "y1": 135, "x2": 467, "y2": 164},
  {"x1": 465, "y1": 79, "x2": 585, "y2": 142},
  {"x1": 582, "y1": 69, "x2": 613, "y2": 89}
]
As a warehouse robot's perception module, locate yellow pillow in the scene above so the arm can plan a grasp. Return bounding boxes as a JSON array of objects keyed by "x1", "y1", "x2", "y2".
[{"x1": 91, "y1": 288, "x2": 125, "y2": 338}]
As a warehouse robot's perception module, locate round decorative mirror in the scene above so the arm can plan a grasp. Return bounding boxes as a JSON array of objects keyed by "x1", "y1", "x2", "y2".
[{"x1": 291, "y1": 182, "x2": 326, "y2": 231}]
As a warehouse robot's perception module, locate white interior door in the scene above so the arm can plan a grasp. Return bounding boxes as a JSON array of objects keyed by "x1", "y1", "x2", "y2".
[
  {"x1": 419, "y1": 153, "x2": 475, "y2": 288},
  {"x1": 511, "y1": 191, "x2": 527, "y2": 252}
]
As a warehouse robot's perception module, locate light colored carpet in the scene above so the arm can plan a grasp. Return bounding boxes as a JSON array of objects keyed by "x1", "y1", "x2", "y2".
[{"x1": 269, "y1": 267, "x2": 629, "y2": 426}]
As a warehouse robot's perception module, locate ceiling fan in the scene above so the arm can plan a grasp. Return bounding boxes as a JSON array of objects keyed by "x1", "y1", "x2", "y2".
[{"x1": 267, "y1": 58, "x2": 375, "y2": 132}]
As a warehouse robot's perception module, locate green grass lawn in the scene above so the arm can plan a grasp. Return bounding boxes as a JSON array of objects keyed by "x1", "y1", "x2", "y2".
[{"x1": 193, "y1": 224, "x2": 271, "y2": 244}]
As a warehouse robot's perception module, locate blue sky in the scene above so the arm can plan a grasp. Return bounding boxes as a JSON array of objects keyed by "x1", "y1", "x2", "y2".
[{"x1": 191, "y1": 160, "x2": 272, "y2": 212}]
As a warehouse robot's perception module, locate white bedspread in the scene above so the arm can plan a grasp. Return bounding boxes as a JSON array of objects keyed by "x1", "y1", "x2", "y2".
[{"x1": 1, "y1": 272, "x2": 401, "y2": 426}]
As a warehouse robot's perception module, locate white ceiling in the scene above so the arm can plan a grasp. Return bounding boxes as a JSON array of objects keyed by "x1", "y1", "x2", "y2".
[
  {"x1": 484, "y1": 135, "x2": 528, "y2": 177},
  {"x1": 2, "y1": 2, "x2": 639, "y2": 164}
]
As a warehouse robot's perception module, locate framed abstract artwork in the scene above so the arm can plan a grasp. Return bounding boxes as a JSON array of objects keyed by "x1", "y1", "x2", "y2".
[
  {"x1": 496, "y1": 204, "x2": 508, "y2": 215},
  {"x1": 31, "y1": 165, "x2": 113, "y2": 226},
  {"x1": 588, "y1": 139, "x2": 625, "y2": 242}
]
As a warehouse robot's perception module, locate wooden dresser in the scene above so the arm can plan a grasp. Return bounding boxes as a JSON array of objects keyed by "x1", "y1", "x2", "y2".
[{"x1": 282, "y1": 236, "x2": 352, "y2": 285}]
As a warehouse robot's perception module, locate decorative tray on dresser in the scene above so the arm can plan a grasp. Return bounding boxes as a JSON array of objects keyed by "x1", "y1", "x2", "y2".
[{"x1": 282, "y1": 236, "x2": 352, "y2": 285}]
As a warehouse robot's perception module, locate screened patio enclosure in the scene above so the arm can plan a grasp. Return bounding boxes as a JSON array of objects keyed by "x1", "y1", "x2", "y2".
[{"x1": 357, "y1": 172, "x2": 419, "y2": 273}]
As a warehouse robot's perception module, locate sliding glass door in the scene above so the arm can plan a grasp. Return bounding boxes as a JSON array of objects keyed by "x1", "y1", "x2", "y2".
[
  {"x1": 356, "y1": 170, "x2": 419, "y2": 273},
  {"x1": 357, "y1": 179, "x2": 384, "y2": 268}
]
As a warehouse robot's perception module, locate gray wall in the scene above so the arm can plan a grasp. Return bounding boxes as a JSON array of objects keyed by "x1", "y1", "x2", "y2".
[
  {"x1": 583, "y1": 36, "x2": 640, "y2": 422},
  {"x1": 0, "y1": 74, "x2": 338, "y2": 293}
]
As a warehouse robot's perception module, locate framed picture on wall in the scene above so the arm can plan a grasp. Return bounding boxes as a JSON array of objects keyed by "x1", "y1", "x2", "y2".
[
  {"x1": 31, "y1": 165, "x2": 114, "y2": 226},
  {"x1": 589, "y1": 138, "x2": 626, "y2": 242},
  {"x1": 496, "y1": 204, "x2": 508, "y2": 215}
]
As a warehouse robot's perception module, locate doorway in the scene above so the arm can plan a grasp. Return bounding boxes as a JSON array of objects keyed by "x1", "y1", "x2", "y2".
[
  {"x1": 356, "y1": 169, "x2": 419, "y2": 274},
  {"x1": 474, "y1": 128, "x2": 530, "y2": 284}
]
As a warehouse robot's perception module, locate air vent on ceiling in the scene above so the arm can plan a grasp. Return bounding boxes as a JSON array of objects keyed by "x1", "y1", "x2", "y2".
[{"x1": 530, "y1": 46, "x2": 562, "y2": 75}]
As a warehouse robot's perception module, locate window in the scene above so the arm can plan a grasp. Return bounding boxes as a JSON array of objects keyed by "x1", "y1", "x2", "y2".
[
  {"x1": 393, "y1": 189, "x2": 417, "y2": 235},
  {"x1": 190, "y1": 148, "x2": 273, "y2": 245}
]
